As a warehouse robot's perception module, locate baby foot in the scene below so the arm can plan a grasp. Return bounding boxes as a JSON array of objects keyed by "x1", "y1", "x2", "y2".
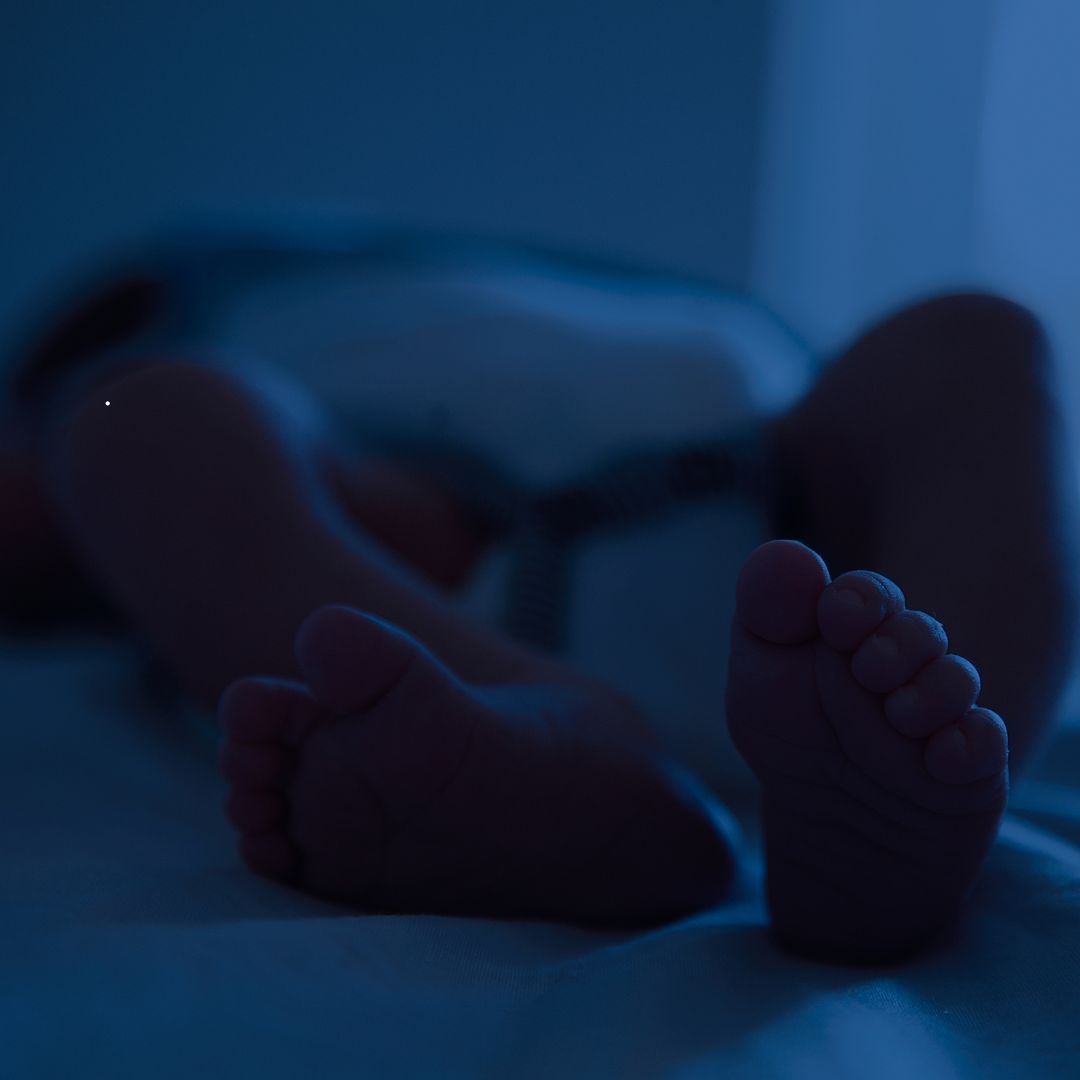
[
  {"x1": 220, "y1": 603, "x2": 737, "y2": 928},
  {"x1": 727, "y1": 540, "x2": 1009, "y2": 964}
]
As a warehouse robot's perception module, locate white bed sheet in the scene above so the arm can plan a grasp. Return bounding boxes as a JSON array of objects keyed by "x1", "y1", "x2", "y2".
[
  {"x1": 3, "y1": 637, "x2": 1080, "y2": 1079},
  {"x1": 5, "y1": 267, "x2": 1080, "y2": 1078}
]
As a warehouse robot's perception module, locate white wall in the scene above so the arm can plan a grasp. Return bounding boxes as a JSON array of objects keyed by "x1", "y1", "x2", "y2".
[
  {"x1": 975, "y1": 0, "x2": 1080, "y2": 427},
  {"x1": 0, "y1": 1, "x2": 770, "y2": 360},
  {"x1": 750, "y1": 0, "x2": 995, "y2": 358}
]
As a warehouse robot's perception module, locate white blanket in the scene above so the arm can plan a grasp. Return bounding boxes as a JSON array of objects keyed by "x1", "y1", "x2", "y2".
[
  {"x1": 5, "y1": 262, "x2": 1080, "y2": 1078},
  {"x1": 4, "y1": 636, "x2": 1080, "y2": 1079}
]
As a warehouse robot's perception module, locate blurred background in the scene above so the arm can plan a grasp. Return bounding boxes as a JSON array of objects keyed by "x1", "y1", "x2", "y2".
[{"x1": 2, "y1": 0, "x2": 1078, "y2": 411}]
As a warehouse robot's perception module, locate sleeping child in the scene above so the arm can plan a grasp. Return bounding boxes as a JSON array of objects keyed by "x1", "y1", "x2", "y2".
[{"x1": 3, "y1": 275, "x2": 1077, "y2": 965}]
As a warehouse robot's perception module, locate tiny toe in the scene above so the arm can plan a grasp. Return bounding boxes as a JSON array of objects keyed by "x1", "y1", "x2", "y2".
[
  {"x1": 850, "y1": 609, "x2": 948, "y2": 694},
  {"x1": 225, "y1": 788, "x2": 289, "y2": 834},
  {"x1": 924, "y1": 707, "x2": 1009, "y2": 785},
  {"x1": 884, "y1": 654, "x2": 981, "y2": 738},
  {"x1": 818, "y1": 570, "x2": 905, "y2": 651},
  {"x1": 240, "y1": 832, "x2": 298, "y2": 881},
  {"x1": 220, "y1": 741, "x2": 289, "y2": 787},
  {"x1": 218, "y1": 676, "x2": 321, "y2": 747}
]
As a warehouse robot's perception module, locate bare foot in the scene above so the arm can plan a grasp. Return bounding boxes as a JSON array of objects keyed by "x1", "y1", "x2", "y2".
[
  {"x1": 219, "y1": 603, "x2": 737, "y2": 928},
  {"x1": 44, "y1": 357, "x2": 734, "y2": 927},
  {"x1": 727, "y1": 539, "x2": 1009, "y2": 964},
  {"x1": 764, "y1": 292, "x2": 1080, "y2": 776}
]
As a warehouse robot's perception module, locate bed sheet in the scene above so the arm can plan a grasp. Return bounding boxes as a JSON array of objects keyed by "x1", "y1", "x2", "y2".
[{"x1": 3, "y1": 638, "x2": 1080, "y2": 1080}]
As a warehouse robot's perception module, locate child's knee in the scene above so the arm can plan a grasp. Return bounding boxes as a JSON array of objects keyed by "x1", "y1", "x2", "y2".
[{"x1": 899, "y1": 291, "x2": 1047, "y2": 364}]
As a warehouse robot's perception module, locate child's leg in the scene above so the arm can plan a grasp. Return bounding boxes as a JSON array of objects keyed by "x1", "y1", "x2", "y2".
[
  {"x1": 45, "y1": 358, "x2": 736, "y2": 927},
  {"x1": 7, "y1": 352, "x2": 495, "y2": 600},
  {"x1": 45, "y1": 359, "x2": 594, "y2": 707},
  {"x1": 725, "y1": 292, "x2": 1080, "y2": 963},
  {"x1": 766, "y1": 292, "x2": 1080, "y2": 778}
]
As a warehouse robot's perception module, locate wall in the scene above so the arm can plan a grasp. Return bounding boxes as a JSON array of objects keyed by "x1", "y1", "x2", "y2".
[
  {"x1": 0, "y1": 1, "x2": 772, "y2": 359},
  {"x1": 975, "y1": 0, "x2": 1080, "y2": 423},
  {"x1": 749, "y1": 0, "x2": 995, "y2": 358}
]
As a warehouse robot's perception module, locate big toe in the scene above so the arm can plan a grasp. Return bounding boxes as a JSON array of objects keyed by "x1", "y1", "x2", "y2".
[
  {"x1": 735, "y1": 539, "x2": 831, "y2": 644},
  {"x1": 295, "y1": 603, "x2": 460, "y2": 712}
]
